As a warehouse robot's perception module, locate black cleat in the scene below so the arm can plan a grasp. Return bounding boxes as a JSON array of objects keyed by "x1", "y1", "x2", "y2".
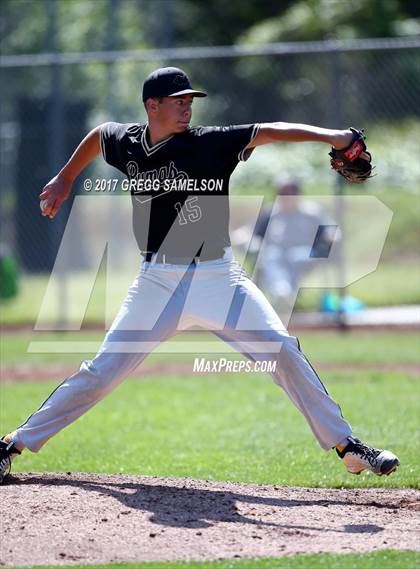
[
  {"x1": 337, "y1": 437, "x2": 400, "y2": 476},
  {"x1": 0, "y1": 439, "x2": 21, "y2": 484}
]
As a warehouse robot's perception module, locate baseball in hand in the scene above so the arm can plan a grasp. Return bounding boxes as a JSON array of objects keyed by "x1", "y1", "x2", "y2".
[{"x1": 40, "y1": 199, "x2": 49, "y2": 213}]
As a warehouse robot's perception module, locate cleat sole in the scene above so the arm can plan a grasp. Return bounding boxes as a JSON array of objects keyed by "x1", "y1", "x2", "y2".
[{"x1": 381, "y1": 459, "x2": 400, "y2": 476}]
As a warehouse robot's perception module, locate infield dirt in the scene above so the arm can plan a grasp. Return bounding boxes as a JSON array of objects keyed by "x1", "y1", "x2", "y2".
[{"x1": 1, "y1": 473, "x2": 419, "y2": 566}]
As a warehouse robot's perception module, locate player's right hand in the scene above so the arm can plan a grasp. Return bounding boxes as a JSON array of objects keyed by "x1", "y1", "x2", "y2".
[{"x1": 39, "y1": 175, "x2": 73, "y2": 219}]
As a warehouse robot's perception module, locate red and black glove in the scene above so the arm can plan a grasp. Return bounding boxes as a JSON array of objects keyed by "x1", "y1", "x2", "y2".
[{"x1": 329, "y1": 128, "x2": 373, "y2": 183}]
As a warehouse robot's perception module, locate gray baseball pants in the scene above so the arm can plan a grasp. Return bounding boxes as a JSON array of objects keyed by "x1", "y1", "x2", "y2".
[{"x1": 11, "y1": 249, "x2": 352, "y2": 452}]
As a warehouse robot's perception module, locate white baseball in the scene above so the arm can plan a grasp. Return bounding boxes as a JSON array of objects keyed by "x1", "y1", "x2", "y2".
[{"x1": 40, "y1": 199, "x2": 49, "y2": 212}]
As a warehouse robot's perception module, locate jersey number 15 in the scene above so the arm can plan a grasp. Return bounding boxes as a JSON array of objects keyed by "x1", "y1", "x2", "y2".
[{"x1": 174, "y1": 197, "x2": 202, "y2": 225}]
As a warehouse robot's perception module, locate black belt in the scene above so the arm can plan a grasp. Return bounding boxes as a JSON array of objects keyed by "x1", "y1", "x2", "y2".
[{"x1": 142, "y1": 251, "x2": 224, "y2": 264}]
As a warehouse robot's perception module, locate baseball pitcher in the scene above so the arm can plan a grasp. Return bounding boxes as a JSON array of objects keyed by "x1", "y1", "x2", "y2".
[{"x1": 1, "y1": 67, "x2": 397, "y2": 483}]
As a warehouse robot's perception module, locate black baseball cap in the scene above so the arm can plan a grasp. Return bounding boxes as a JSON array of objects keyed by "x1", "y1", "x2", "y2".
[{"x1": 142, "y1": 67, "x2": 207, "y2": 102}]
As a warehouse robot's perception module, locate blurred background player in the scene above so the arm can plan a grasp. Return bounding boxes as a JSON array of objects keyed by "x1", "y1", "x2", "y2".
[{"x1": 252, "y1": 179, "x2": 335, "y2": 318}]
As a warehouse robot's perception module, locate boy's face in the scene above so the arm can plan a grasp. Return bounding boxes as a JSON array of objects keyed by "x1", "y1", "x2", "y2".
[{"x1": 147, "y1": 94, "x2": 194, "y2": 133}]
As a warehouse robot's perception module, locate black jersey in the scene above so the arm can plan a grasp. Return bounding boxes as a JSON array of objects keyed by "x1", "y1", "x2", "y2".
[{"x1": 100, "y1": 122, "x2": 259, "y2": 257}]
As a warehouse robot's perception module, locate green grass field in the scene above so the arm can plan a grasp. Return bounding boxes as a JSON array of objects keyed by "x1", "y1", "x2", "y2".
[
  {"x1": 2, "y1": 369, "x2": 418, "y2": 488},
  {"x1": 1, "y1": 330, "x2": 418, "y2": 488},
  {"x1": 2, "y1": 329, "x2": 419, "y2": 569},
  {"x1": 12, "y1": 550, "x2": 420, "y2": 569}
]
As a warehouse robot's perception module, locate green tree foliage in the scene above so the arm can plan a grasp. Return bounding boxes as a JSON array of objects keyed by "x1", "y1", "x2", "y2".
[
  {"x1": 239, "y1": 0, "x2": 420, "y2": 44},
  {"x1": 167, "y1": 0, "x2": 293, "y2": 46},
  {"x1": 1, "y1": 0, "x2": 418, "y2": 56}
]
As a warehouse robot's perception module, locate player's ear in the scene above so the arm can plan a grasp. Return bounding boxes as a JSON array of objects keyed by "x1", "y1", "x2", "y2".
[{"x1": 146, "y1": 98, "x2": 160, "y2": 114}]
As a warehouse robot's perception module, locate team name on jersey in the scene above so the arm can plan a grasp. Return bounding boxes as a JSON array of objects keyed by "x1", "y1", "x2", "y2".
[
  {"x1": 126, "y1": 159, "x2": 223, "y2": 202},
  {"x1": 127, "y1": 160, "x2": 186, "y2": 183}
]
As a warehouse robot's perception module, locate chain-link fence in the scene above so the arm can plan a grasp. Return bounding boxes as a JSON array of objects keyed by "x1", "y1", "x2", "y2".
[{"x1": 0, "y1": 38, "x2": 419, "y2": 277}]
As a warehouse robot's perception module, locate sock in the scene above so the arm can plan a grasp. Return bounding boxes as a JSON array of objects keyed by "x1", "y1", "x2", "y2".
[
  {"x1": 335, "y1": 437, "x2": 350, "y2": 453},
  {"x1": 3, "y1": 433, "x2": 23, "y2": 453}
]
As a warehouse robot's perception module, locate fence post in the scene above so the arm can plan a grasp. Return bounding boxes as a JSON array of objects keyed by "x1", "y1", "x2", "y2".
[
  {"x1": 47, "y1": 0, "x2": 68, "y2": 329},
  {"x1": 330, "y1": 50, "x2": 348, "y2": 331}
]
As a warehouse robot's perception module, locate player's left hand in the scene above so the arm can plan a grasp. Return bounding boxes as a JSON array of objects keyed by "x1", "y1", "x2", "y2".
[{"x1": 329, "y1": 128, "x2": 373, "y2": 183}]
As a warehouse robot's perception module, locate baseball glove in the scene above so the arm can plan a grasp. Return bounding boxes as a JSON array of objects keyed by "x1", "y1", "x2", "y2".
[{"x1": 329, "y1": 128, "x2": 373, "y2": 183}]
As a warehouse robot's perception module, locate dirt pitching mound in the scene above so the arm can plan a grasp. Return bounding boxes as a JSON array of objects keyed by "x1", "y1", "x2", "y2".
[{"x1": 2, "y1": 473, "x2": 419, "y2": 567}]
